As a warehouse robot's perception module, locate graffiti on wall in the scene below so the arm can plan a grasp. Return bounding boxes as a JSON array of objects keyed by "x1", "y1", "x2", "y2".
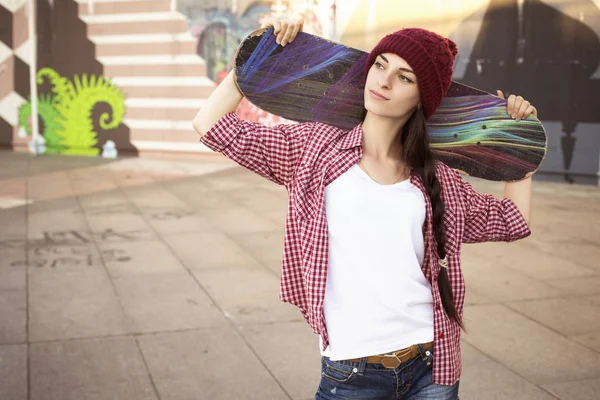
[
  {"x1": 192, "y1": 5, "x2": 273, "y2": 81},
  {"x1": 17, "y1": 68, "x2": 125, "y2": 157},
  {"x1": 193, "y1": 1, "x2": 330, "y2": 81},
  {"x1": 189, "y1": 0, "x2": 332, "y2": 127}
]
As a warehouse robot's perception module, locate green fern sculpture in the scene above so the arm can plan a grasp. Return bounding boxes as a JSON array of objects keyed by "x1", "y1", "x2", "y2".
[
  {"x1": 18, "y1": 67, "x2": 126, "y2": 156},
  {"x1": 18, "y1": 93, "x2": 64, "y2": 154}
]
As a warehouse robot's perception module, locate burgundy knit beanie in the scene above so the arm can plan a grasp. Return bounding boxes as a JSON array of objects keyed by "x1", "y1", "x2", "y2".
[{"x1": 365, "y1": 28, "x2": 458, "y2": 120}]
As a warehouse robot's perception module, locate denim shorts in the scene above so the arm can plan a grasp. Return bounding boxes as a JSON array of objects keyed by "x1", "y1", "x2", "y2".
[{"x1": 315, "y1": 345, "x2": 459, "y2": 400}]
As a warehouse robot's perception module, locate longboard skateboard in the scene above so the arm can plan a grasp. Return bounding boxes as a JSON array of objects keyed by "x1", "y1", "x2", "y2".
[{"x1": 234, "y1": 28, "x2": 547, "y2": 182}]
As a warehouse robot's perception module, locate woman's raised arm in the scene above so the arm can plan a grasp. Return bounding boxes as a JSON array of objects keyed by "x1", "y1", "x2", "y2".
[
  {"x1": 191, "y1": 17, "x2": 311, "y2": 188},
  {"x1": 192, "y1": 69, "x2": 242, "y2": 137}
]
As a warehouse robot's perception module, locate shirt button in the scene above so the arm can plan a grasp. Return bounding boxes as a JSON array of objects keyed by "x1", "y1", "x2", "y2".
[
  {"x1": 439, "y1": 332, "x2": 445, "y2": 339},
  {"x1": 353, "y1": 368, "x2": 358, "y2": 373}
]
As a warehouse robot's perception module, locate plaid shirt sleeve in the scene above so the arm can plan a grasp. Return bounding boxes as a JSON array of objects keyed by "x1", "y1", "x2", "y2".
[
  {"x1": 200, "y1": 112, "x2": 313, "y2": 187},
  {"x1": 456, "y1": 173, "x2": 532, "y2": 243}
]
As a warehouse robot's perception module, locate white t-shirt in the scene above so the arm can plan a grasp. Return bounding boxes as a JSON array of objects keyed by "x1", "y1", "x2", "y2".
[{"x1": 320, "y1": 164, "x2": 434, "y2": 360}]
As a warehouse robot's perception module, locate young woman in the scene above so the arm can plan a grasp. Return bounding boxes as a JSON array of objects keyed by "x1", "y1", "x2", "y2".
[{"x1": 193, "y1": 18, "x2": 536, "y2": 400}]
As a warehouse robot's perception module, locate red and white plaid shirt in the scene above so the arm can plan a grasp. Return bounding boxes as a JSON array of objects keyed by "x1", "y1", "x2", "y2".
[{"x1": 200, "y1": 112, "x2": 531, "y2": 385}]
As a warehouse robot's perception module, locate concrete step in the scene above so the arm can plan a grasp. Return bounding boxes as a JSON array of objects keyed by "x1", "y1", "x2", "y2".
[
  {"x1": 81, "y1": 12, "x2": 187, "y2": 35},
  {"x1": 77, "y1": 0, "x2": 171, "y2": 16},
  {"x1": 130, "y1": 139, "x2": 212, "y2": 155},
  {"x1": 125, "y1": 98, "x2": 205, "y2": 120},
  {"x1": 111, "y1": 76, "x2": 214, "y2": 98},
  {"x1": 125, "y1": 118, "x2": 200, "y2": 143},
  {"x1": 100, "y1": 55, "x2": 206, "y2": 77},
  {"x1": 91, "y1": 33, "x2": 197, "y2": 57}
]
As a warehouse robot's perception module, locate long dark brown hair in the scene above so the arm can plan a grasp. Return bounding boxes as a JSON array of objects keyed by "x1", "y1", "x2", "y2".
[{"x1": 401, "y1": 106, "x2": 464, "y2": 329}]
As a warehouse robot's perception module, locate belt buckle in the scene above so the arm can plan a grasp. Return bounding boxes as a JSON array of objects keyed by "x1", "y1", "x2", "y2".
[{"x1": 381, "y1": 354, "x2": 401, "y2": 368}]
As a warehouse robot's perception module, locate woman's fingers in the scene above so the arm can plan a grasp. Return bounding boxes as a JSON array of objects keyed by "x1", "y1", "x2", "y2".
[
  {"x1": 280, "y1": 22, "x2": 296, "y2": 46},
  {"x1": 529, "y1": 105, "x2": 538, "y2": 118},
  {"x1": 279, "y1": 21, "x2": 290, "y2": 44},
  {"x1": 522, "y1": 105, "x2": 538, "y2": 119},
  {"x1": 515, "y1": 100, "x2": 530, "y2": 121},
  {"x1": 495, "y1": 91, "x2": 540, "y2": 121},
  {"x1": 507, "y1": 95, "x2": 524, "y2": 118},
  {"x1": 262, "y1": 17, "x2": 304, "y2": 46},
  {"x1": 506, "y1": 94, "x2": 516, "y2": 117},
  {"x1": 506, "y1": 94, "x2": 538, "y2": 121},
  {"x1": 273, "y1": 20, "x2": 283, "y2": 42},
  {"x1": 288, "y1": 19, "x2": 304, "y2": 43},
  {"x1": 290, "y1": 19, "x2": 304, "y2": 43}
]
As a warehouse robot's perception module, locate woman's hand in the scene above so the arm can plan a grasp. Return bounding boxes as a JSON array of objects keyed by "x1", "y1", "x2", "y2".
[
  {"x1": 497, "y1": 90, "x2": 538, "y2": 121},
  {"x1": 261, "y1": 16, "x2": 304, "y2": 47}
]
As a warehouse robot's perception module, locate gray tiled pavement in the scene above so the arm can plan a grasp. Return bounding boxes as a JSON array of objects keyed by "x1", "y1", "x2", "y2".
[{"x1": 0, "y1": 151, "x2": 599, "y2": 400}]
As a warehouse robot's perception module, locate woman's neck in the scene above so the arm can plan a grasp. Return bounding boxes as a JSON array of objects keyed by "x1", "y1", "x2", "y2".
[{"x1": 361, "y1": 111, "x2": 410, "y2": 161}]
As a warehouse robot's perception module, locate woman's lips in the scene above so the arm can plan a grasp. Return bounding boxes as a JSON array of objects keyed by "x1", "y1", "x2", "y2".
[{"x1": 370, "y1": 90, "x2": 389, "y2": 100}]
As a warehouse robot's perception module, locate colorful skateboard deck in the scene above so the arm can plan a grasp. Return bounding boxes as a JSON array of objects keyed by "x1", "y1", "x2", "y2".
[{"x1": 234, "y1": 28, "x2": 547, "y2": 182}]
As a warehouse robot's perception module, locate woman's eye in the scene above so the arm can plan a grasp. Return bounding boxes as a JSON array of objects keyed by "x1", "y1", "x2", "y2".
[
  {"x1": 375, "y1": 62, "x2": 384, "y2": 69},
  {"x1": 400, "y1": 75, "x2": 413, "y2": 83}
]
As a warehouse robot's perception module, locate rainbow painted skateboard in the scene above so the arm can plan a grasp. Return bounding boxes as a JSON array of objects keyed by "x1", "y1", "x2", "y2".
[{"x1": 234, "y1": 28, "x2": 547, "y2": 182}]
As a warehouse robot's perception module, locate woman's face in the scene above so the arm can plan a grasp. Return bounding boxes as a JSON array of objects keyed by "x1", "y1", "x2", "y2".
[{"x1": 363, "y1": 53, "x2": 420, "y2": 118}]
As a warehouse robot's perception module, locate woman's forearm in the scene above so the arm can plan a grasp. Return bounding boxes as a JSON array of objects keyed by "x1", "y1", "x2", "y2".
[
  {"x1": 504, "y1": 176, "x2": 532, "y2": 225},
  {"x1": 192, "y1": 69, "x2": 243, "y2": 137}
]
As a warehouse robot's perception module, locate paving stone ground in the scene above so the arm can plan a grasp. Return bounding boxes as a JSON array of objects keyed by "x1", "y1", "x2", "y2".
[{"x1": 1, "y1": 151, "x2": 599, "y2": 400}]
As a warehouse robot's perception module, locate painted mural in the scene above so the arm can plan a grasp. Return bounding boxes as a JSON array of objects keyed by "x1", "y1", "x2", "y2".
[
  {"x1": 18, "y1": 68, "x2": 125, "y2": 156},
  {"x1": 190, "y1": 0, "x2": 330, "y2": 81},
  {"x1": 0, "y1": 0, "x2": 137, "y2": 156}
]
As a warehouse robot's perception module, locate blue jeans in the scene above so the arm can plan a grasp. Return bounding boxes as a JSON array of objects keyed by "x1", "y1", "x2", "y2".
[{"x1": 315, "y1": 345, "x2": 459, "y2": 400}]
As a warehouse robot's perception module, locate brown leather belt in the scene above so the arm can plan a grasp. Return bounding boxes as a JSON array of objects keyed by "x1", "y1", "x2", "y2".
[{"x1": 347, "y1": 342, "x2": 434, "y2": 369}]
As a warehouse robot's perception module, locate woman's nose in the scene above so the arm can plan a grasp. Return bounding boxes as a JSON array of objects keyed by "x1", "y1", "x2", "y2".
[{"x1": 378, "y1": 74, "x2": 392, "y2": 89}]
